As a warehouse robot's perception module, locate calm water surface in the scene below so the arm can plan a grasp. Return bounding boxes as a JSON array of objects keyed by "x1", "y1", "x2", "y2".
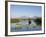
[{"x1": 11, "y1": 21, "x2": 42, "y2": 32}]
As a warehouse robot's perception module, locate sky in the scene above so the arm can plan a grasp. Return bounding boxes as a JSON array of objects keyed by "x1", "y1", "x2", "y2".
[{"x1": 10, "y1": 5, "x2": 42, "y2": 18}]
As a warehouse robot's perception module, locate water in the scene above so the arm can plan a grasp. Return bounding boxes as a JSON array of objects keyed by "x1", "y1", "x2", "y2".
[{"x1": 11, "y1": 20, "x2": 42, "y2": 32}]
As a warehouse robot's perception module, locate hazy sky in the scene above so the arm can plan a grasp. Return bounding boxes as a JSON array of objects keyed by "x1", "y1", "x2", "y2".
[{"x1": 10, "y1": 5, "x2": 42, "y2": 18}]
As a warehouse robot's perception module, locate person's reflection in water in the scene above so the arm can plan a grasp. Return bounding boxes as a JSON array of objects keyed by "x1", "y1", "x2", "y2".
[
  {"x1": 28, "y1": 20, "x2": 31, "y2": 30},
  {"x1": 27, "y1": 20, "x2": 31, "y2": 31}
]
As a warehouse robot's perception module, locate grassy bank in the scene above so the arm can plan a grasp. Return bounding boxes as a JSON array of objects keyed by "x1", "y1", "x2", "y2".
[{"x1": 10, "y1": 18, "x2": 32, "y2": 23}]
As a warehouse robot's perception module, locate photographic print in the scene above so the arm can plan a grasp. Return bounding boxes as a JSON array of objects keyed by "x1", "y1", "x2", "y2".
[{"x1": 5, "y1": 1, "x2": 45, "y2": 36}]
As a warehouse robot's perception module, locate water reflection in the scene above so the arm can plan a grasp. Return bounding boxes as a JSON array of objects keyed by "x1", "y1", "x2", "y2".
[{"x1": 11, "y1": 20, "x2": 42, "y2": 32}]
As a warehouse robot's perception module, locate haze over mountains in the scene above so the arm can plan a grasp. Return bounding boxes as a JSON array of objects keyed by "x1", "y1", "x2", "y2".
[{"x1": 11, "y1": 16, "x2": 41, "y2": 19}]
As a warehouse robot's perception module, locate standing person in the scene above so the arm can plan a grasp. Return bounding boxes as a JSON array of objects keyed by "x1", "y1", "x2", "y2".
[
  {"x1": 28, "y1": 18, "x2": 31, "y2": 25},
  {"x1": 29, "y1": 20, "x2": 31, "y2": 25}
]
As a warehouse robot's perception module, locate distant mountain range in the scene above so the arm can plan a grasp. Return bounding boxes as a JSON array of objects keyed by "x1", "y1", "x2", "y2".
[{"x1": 11, "y1": 16, "x2": 41, "y2": 19}]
